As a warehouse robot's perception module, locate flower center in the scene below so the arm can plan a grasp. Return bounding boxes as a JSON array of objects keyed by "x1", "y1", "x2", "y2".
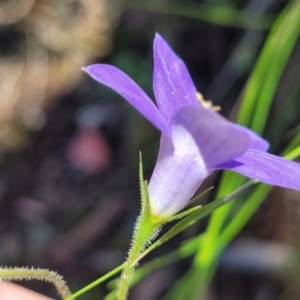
[{"x1": 196, "y1": 92, "x2": 221, "y2": 112}]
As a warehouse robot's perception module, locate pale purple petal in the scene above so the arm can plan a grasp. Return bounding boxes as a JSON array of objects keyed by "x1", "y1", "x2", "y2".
[
  {"x1": 218, "y1": 149, "x2": 300, "y2": 190},
  {"x1": 233, "y1": 124, "x2": 270, "y2": 151},
  {"x1": 171, "y1": 105, "x2": 250, "y2": 170},
  {"x1": 82, "y1": 64, "x2": 169, "y2": 136},
  {"x1": 153, "y1": 33, "x2": 199, "y2": 124},
  {"x1": 148, "y1": 133, "x2": 207, "y2": 218}
]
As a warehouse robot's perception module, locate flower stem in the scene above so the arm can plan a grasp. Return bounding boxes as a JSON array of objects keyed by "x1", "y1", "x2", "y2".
[
  {"x1": 117, "y1": 213, "x2": 159, "y2": 300},
  {"x1": 0, "y1": 267, "x2": 72, "y2": 299}
]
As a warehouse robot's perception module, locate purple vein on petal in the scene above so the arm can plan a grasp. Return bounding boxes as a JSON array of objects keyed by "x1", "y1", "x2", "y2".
[
  {"x1": 219, "y1": 149, "x2": 300, "y2": 190},
  {"x1": 153, "y1": 33, "x2": 199, "y2": 124},
  {"x1": 82, "y1": 64, "x2": 169, "y2": 136}
]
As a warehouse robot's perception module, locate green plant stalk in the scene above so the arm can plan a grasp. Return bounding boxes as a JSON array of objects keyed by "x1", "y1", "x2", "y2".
[
  {"x1": 117, "y1": 213, "x2": 160, "y2": 300},
  {"x1": 0, "y1": 267, "x2": 72, "y2": 299},
  {"x1": 64, "y1": 264, "x2": 124, "y2": 300},
  {"x1": 116, "y1": 153, "x2": 159, "y2": 300},
  {"x1": 105, "y1": 248, "x2": 185, "y2": 300}
]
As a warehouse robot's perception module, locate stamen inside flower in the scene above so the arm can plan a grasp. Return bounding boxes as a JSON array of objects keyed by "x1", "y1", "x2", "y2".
[{"x1": 196, "y1": 92, "x2": 221, "y2": 112}]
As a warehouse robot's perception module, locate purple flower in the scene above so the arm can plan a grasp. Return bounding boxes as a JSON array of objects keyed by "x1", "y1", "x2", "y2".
[{"x1": 82, "y1": 34, "x2": 300, "y2": 218}]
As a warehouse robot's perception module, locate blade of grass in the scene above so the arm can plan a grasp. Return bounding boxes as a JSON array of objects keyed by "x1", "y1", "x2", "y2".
[
  {"x1": 238, "y1": 0, "x2": 300, "y2": 130},
  {"x1": 283, "y1": 126, "x2": 300, "y2": 156},
  {"x1": 64, "y1": 264, "x2": 124, "y2": 300},
  {"x1": 250, "y1": 1, "x2": 300, "y2": 133}
]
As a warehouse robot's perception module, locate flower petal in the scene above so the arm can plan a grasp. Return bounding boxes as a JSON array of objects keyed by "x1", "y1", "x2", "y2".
[
  {"x1": 218, "y1": 149, "x2": 300, "y2": 190},
  {"x1": 153, "y1": 33, "x2": 198, "y2": 124},
  {"x1": 233, "y1": 125, "x2": 270, "y2": 151},
  {"x1": 148, "y1": 133, "x2": 207, "y2": 218},
  {"x1": 171, "y1": 104, "x2": 250, "y2": 170},
  {"x1": 82, "y1": 64, "x2": 169, "y2": 135}
]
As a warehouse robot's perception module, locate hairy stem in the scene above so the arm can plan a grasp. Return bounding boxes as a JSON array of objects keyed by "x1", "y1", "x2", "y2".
[
  {"x1": 117, "y1": 214, "x2": 159, "y2": 300},
  {"x1": 0, "y1": 267, "x2": 72, "y2": 299}
]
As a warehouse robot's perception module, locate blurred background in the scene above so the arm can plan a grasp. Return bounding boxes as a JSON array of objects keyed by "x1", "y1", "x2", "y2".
[{"x1": 0, "y1": 0, "x2": 299, "y2": 299}]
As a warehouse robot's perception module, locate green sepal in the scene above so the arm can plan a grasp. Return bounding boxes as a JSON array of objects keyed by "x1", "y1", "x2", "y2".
[
  {"x1": 139, "y1": 151, "x2": 146, "y2": 210},
  {"x1": 187, "y1": 186, "x2": 214, "y2": 206},
  {"x1": 139, "y1": 152, "x2": 152, "y2": 217},
  {"x1": 152, "y1": 205, "x2": 201, "y2": 227}
]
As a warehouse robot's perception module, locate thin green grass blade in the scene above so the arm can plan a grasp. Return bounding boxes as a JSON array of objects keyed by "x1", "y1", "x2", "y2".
[
  {"x1": 250, "y1": 3, "x2": 300, "y2": 133},
  {"x1": 64, "y1": 264, "x2": 124, "y2": 300},
  {"x1": 238, "y1": 0, "x2": 300, "y2": 131},
  {"x1": 264, "y1": 86, "x2": 300, "y2": 151},
  {"x1": 218, "y1": 184, "x2": 270, "y2": 250},
  {"x1": 283, "y1": 127, "x2": 300, "y2": 157}
]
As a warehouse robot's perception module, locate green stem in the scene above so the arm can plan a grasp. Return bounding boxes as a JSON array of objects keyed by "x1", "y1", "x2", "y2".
[
  {"x1": 64, "y1": 264, "x2": 124, "y2": 300},
  {"x1": 116, "y1": 153, "x2": 160, "y2": 300},
  {"x1": 0, "y1": 267, "x2": 72, "y2": 299},
  {"x1": 117, "y1": 214, "x2": 159, "y2": 300}
]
